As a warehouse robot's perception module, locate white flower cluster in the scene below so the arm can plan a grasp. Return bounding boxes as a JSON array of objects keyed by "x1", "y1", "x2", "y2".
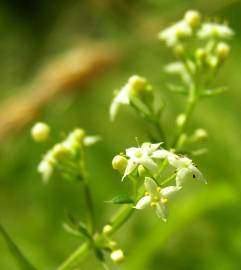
[
  {"x1": 159, "y1": 10, "x2": 233, "y2": 47},
  {"x1": 113, "y1": 142, "x2": 206, "y2": 221},
  {"x1": 37, "y1": 128, "x2": 100, "y2": 183},
  {"x1": 159, "y1": 10, "x2": 233, "y2": 89}
]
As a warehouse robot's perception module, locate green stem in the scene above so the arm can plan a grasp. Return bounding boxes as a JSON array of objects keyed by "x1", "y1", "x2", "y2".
[
  {"x1": 172, "y1": 87, "x2": 198, "y2": 148},
  {"x1": 83, "y1": 179, "x2": 95, "y2": 234},
  {"x1": 57, "y1": 242, "x2": 91, "y2": 270}
]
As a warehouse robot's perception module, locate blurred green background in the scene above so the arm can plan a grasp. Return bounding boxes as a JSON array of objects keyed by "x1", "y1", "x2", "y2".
[{"x1": 0, "y1": 0, "x2": 241, "y2": 269}]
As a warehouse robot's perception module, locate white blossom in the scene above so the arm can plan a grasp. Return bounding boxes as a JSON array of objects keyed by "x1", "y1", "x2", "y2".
[
  {"x1": 135, "y1": 177, "x2": 180, "y2": 221},
  {"x1": 122, "y1": 143, "x2": 162, "y2": 180},
  {"x1": 164, "y1": 62, "x2": 191, "y2": 84},
  {"x1": 110, "y1": 75, "x2": 147, "y2": 121},
  {"x1": 197, "y1": 23, "x2": 234, "y2": 39},
  {"x1": 158, "y1": 20, "x2": 192, "y2": 47},
  {"x1": 169, "y1": 156, "x2": 207, "y2": 187}
]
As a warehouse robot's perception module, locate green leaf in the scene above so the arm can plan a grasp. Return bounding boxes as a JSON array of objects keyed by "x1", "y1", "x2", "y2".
[
  {"x1": 107, "y1": 195, "x2": 134, "y2": 205},
  {"x1": 94, "y1": 247, "x2": 105, "y2": 262},
  {"x1": 65, "y1": 212, "x2": 92, "y2": 240},
  {"x1": 201, "y1": 87, "x2": 227, "y2": 97},
  {"x1": 0, "y1": 224, "x2": 36, "y2": 270}
]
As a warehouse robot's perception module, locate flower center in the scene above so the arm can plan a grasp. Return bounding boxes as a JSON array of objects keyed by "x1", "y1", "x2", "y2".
[{"x1": 134, "y1": 150, "x2": 142, "y2": 158}]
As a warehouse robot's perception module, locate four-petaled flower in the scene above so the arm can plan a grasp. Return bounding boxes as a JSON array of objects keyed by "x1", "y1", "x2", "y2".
[
  {"x1": 158, "y1": 20, "x2": 192, "y2": 47},
  {"x1": 123, "y1": 143, "x2": 162, "y2": 180},
  {"x1": 167, "y1": 156, "x2": 207, "y2": 187},
  {"x1": 135, "y1": 177, "x2": 180, "y2": 221},
  {"x1": 197, "y1": 23, "x2": 234, "y2": 39}
]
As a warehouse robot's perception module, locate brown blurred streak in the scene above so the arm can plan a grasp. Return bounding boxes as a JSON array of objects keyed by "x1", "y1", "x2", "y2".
[{"x1": 0, "y1": 44, "x2": 121, "y2": 141}]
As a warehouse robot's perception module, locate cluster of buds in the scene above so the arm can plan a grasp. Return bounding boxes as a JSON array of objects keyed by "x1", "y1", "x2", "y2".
[
  {"x1": 159, "y1": 10, "x2": 233, "y2": 92},
  {"x1": 31, "y1": 123, "x2": 100, "y2": 183},
  {"x1": 112, "y1": 142, "x2": 206, "y2": 221},
  {"x1": 110, "y1": 75, "x2": 156, "y2": 121}
]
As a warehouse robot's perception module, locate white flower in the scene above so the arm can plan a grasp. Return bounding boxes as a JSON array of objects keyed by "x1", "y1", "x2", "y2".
[
  {"x1": 158, "y1": 20, "x2": 192, "y2": 47},
  {"x1": 38, "y1": 158, "x2": 54, "y2": 183},
  {"x1": 122, "y1": 143, "x2": 162, "y2": 180},
  {"x1": 110, "y1": 75, "x2": 147, "y2": 121},
  {"x1": 135, "y1": 177, "x2": 180, "y2": 221},
  {"x1": 168, "y1": 156, "x2": 207, "y2": 187},
  {"x1": 164, "y1": 62, "x2": 191, "y2": 84},
  {"x1": 197, "y1": 23, "x2": 234, "y2": 39}
]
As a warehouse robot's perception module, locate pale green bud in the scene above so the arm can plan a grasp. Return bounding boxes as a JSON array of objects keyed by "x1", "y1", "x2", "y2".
[
  {"x1": 112, "y1": 155, "x2": 127, "y2": 173},
  {"x1": 193, "y1": 128, "x2": 208, "y2": 141},
  {"x1": 216, "y1": 42, "x2": 230, "y2": 60},
  {"x1": 184, "y1": 10, "x2": 201, "y2": 28},
  {"x1": 173, "y1": 44, "x2": 185, "y2": 57},
  {"x1": 110, "y1": 249, "x2": 125, "y2": 264},
  {"x1": 138, "y1": 165, "x2": 147, "y2": 177},
  {"x1": 103, "y1": 224, "x2": 113, "y2": 236},
  {"x1": 31, "y1": 122, "x2": 50, "y2": 142},
  {"x1": 195, "y1": 48, "x2": 206, "y2": 61},
  {"x1": 176, "y1": 114, "x2": 186, "y2": 127},
  {"x1": 71, "y1": 128, "x2": 86, "y2": 143},
  {"x1": 207, "y1": 55, "x2": 218, "y2": 69},
  {"x1": 128, "y1": 75, "x2": 147, "y2": 96},
  {"x1": 52, "y1": 144, "x2": 70, "y2": 160}
]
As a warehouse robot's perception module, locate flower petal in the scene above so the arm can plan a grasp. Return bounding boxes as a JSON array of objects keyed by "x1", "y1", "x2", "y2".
[
  {"x1": 140, "y1": 156, "x2": 158, "y2": 173},
  {"x1": 161, "y1": 186, "x2": 181, "y2": 197},
  {"x1": 144, "y1": 177, "x2": 159, "y2": 196},
  {"x1": 135, "y1": 196, "x2": 151, "y2": 209},
  {"x1": 189, "y1": 164, "x2": 207, "y2": 184},
  {"x1": 122, "y1": 159, "x2": 137, "y2": 180},
  {"x1": 125, "y1": 147, "x2": 139, "y2": 158},
  {"x1": 152, "y1": 149, "x2": 170, "y2": 159},
  {"x1": 176, "y1": 167, "x2": 192, "y2": 187},
  {"x1": 155, "y1": 202, "x2": 168, "y2": 221}
]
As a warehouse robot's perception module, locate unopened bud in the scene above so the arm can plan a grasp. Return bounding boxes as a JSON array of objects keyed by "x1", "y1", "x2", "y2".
[
  {"x1": 52, "y1": 144, "x2": 70, "y2": 160},
  {"x1": 103, "y1": 224, "x2": 113, "y2": 236},
  {"x1": 173, "y1": 44, "x2": 185, "y2": 57},
  {"x1": 138, "y1": 165, "x2": 147, "y2": 177},
  {"x1": 31, "y1": 122, "x2": 50, "y2": 142},
  {"x1": 195, "y1": 48, "x2": 206, "y2": 61},
  {"x1": 112, "y1": 155, "x2": 127, "y2": 173},
  {"x1": 216, "y1": 42, "x2": 230, "y2": 60},
  {"x1": 176, "y1": 114, "x2": 186, "y2": 127},
  {"x1": 71, "y1": 128, "x2": 86, "y2": 143},
  {"x1": 128, "y1": 75, "x2": 147, "y2": 96},
  {"x1": 193, "y1": 128, "x2": 208, "y2": 141},
  {"x1": 110, "y1": 249, "x2": 125, "y2": 264},
  {"x1": 184, "y1": 10, "x2": 201, "y2": 28}
]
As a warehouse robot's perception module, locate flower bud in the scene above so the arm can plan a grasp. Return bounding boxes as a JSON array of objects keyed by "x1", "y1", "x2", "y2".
[
  {"x1": 102, "y1": 224, "x2": 113, "y2": 236},
  {"x1": 52, "y1": 144, "x2": 70, "y2": 160},
  {"x1": 216, "y1": 42, "x2": 230, "y2": 60},
  {"x1": 173, "y1": 44, "x2": 185, "y2": 57},
  {"x1": 176, "y1": 114, "x2": 186, "y2": 127},
  {"x1": 184, "y1": 10, "x2": 201, "y2": 28},
  {"x1": 193, "y1": 128, "x2": 208, "y2": 141},
  {"x1": 31, "y1": 122, "x2": 50, "y2": 142},
  {"x1": 128, "y1": 75, "x2": 147, "y2": 96},
  {"x1": 71, "y1": 128, "x2": 86, "y2": 143},
  {"x1": 110, "y1": 249, "x2": 125, "y2": 264},
  {"x1": 195, "y1": 48, "x2": 206, "y2": 61},
  {"x1": 138, "y1": 165, "x2": 147, "y2": 177},
  {"x1": 112, "y1": 155, "x2": 127, "y2": 173}
]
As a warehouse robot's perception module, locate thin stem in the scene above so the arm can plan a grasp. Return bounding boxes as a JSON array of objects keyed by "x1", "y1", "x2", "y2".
[
  {"x1": 57, "y1": 242, "x2": 91, "y2": 270},
  {"x1": 172, "y1": 87, "x2": 198, "y2": 148},
  {"x1": 83, "y1": 179, "x2": 95, "y2": 234}
]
